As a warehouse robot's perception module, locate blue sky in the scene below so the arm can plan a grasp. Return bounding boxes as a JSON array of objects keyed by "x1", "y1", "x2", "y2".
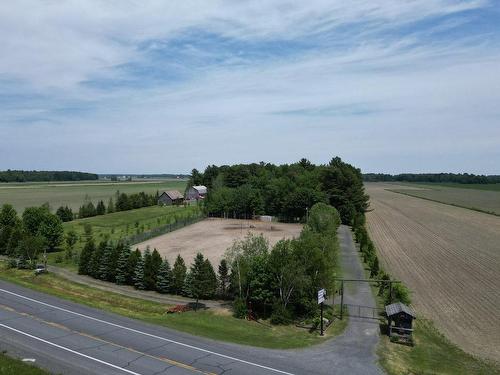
[{"x1": 0, "y1": 1, "x2": 499, "y2": 174}]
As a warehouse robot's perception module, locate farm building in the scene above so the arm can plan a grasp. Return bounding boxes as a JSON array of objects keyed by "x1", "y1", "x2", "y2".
[
  {"x1": 186, "y1": 185, "x2": 207, "y2": 200},
  {"x1": 385, "y1": 302, "x2": 416, "y2": 337},
  {"x1": 158, "y1": 190, "x2": 184, "y2": 206}
]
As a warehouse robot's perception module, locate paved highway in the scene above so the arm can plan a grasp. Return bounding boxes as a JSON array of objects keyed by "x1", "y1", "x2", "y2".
[{"x1": 0, "y1": 226, "x2": 383, "y2": 375}]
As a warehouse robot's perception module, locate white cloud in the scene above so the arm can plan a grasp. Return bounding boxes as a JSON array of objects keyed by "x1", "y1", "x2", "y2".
[{"x1": 0, "y1": 1, "x2": 498, "y2": 173}]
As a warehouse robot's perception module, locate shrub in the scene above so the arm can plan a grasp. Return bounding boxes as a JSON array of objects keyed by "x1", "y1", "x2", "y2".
[
  {"x1": 270, "y1": 303, "x2": 292, "y2": 325},
  {"x1": 232, "y1": 298, "x2": 247, "y2": 319}
]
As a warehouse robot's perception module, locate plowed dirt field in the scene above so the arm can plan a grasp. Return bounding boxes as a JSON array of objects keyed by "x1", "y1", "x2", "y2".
[{"x1": 365, "y1": 183, "x2": 500, "y2": 361}]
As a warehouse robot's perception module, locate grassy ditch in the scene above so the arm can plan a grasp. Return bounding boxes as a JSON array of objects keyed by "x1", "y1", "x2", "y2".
[
  {"x1": 378, "y1": 319, "x2": 500, "y2": 375},
  {"x1": 0, "y1": 352, "x2": 50, "y2": 375},
  {"x1": 0, "y1": 263, "x2": 347, "y2": 349}
]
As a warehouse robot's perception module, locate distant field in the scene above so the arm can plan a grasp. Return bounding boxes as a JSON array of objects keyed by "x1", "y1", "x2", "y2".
[
  {"x1": 386, "y1": 182, "x2": 500, "y2": 215},
  {"x1": 399, "y1": 182, "x2": 500, "y2": 191},
  {"x1": 365, "y1": 183, "x2": 500, "y2": 361},
  {"x1": 0, "y1": 179, "x2": 188, "y2": 213}
]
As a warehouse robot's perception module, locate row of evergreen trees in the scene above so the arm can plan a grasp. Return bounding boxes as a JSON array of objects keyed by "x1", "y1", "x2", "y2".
[
  {"x1": 78, "y1": 239, "x2": 229, "y2": 303},
  {"x1": 56, "y1": 190, "x2": 160, "y2": 222}
]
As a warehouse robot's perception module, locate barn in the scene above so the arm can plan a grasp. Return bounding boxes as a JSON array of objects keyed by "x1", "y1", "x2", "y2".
[
  {"x1": 186, "y1": 185, "x2": 207, "y2": 200},
  {"x1": 158, "y1": 190, "x2": 184, "y2": 206}
]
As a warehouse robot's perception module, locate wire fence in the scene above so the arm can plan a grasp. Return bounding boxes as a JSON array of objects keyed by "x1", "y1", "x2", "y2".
[{"x1": 126, "y1": 214, "x2": 206, "y2": 245}]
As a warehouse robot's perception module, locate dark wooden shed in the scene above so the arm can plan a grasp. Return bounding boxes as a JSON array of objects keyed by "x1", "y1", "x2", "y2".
[
  {"x1": 158, "y1": 190, "x2": 184, "y2": 206},
  {"x1": 385, "y1": 302, "x2": 416, "y2": 337}
]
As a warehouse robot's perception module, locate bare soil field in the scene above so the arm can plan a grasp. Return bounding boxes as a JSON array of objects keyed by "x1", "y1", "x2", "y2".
[
  {"x1": 365, "y1": 183, "x2": 500, "y2": 361},
  {"x1": 136, "y1": 218, "x2": 303, "y2": 266},
  {"x1": 387, "y1": 183, "x2": 500, "y2": 215}
]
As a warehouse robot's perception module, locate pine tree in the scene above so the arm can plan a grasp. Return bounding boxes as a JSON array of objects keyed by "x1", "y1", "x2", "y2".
[
  {"x1": 189, "y1": 254, "x2": 217, "y2": 309},
  {"x1": 189, "y1": 253, "x2": 205, "y2": 305},
  {"x1": 127, "y1": 249, "x2": 142, "y2": 285},
  {"x1": 218, "y1": 259, "x2": 230, "y2": 299},
  {"x1": 115, "y1": 244, "x2": 131, "y2": 285},
  {"x1": 96, "y1": 200, "x2": 106, "y2": 215},
  {"x1": 182, "y1": 271, "x2": 193, "y2": 297},
  {"x1": 89, "y1": 241, "x2": 106, "y2": 278},
  {"x1": 98, "y1": 242, "x2": 113, "y2": 281},
  {"x1": 156, "y1": 259, "x2": 172, "y2": 293},
  {"x1": 78, "y1": 238, "x2": 95, "y2": 275},
  {"x1": 172, "y1": 254, "x2": 187, "y2": 295},
  {"x1": 107, "y1": 197, "x2": 115, "y2": 214},
  {"x1": 202, "y1": 259, "x2": 217, "y2": 299},
  {"x1": 142, "y1": 247, "x2": 152, "y2": 290},
  {"x1": 148, "y1": 249, "x2": 163, "y2": 290},
  {"x1": 133, "y1": 253, "x2": 145, "y2": 290}
]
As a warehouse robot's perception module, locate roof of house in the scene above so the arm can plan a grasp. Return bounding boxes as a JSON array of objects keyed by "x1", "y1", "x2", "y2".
[
  {"x1": 161, "y1": 190, "x2": 184, "y2": 200},
  {"x1": 385, "y1": 302, "x2": 416, "y2": 318},
  {"x1": 191, "y1": 185, "x2": 207, "y2": 194}
]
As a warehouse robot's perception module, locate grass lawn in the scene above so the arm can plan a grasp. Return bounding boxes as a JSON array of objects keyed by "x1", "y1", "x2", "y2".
[
  {"x1": 48, "y1": 204, "x2": 203, "y2": 269},
  {"x1": 0, "y1": 353, "x2": 50, "y2": 375},
  {"x1": 0, "y1": 179, "x2": 188, "y2": 213},
  {"x1": 378, "y1": 319, "x2": 500, "y2": 375},
  {"x1": 0, "y1": 264, "x2": 347, "y2": 349}
]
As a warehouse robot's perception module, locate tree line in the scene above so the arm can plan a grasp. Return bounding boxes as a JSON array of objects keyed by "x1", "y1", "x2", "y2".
[
  {"x1": 190, "y1": 157, "x2": 368, "y2": 224},
  {"x1": 363, "y1": 173, "x2": 500, "y2": 184},
  {"x1": 0, "y1": 204, "x2": 64, "y2": 265},
  {"x1": 56, "y1": 190, "x2": 160, "y2": 222},
  {"x1": 75, "y1": 202, "x2": 341, "y2": 322},
  {"x1": 0, "y1": 170, "x2": 98, "y2": 183}
]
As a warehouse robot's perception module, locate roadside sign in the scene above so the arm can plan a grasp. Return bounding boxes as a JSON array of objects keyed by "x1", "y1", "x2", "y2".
[{"x1": 318, "y1": 288, "x2": 325, "y2": 304}]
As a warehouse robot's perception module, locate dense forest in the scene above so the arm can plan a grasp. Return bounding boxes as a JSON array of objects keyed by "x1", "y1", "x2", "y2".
[
  {"x1": 190, "y1": 157, "x2": 369, "y2": 224},
  {"x1": 0, "y1": 170, "x2": 98, "y2": 182},
  {"x1": 363, "y1": 172, "x2": 500, "y2": 184}
]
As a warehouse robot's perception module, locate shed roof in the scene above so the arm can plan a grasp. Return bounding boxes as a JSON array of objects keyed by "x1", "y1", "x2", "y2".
[
  {"x1": 385, "y1": 302, "x2": 416, "y2": 318},
  {"x1": 162, "y1": 190, "x2": 184, "y2": 200},
  {"x1": 191, "y1": 185, "x2": 207, "y2": 194}
]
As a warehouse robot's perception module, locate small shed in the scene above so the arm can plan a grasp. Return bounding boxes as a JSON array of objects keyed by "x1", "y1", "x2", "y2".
[
  {"x1": 186, "y1": 185, "x2": 207, "y2": 200},
  {"x1": 158, "y1": 190, "x2": 184, "y2": 206},
  {"x1": 385, "y1": 302, "x2": 416, "y2": 337}
]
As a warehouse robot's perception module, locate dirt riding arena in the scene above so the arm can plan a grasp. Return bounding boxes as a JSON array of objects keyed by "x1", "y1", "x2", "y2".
[
  {"x1": 365, "y1": 183, "x2": 500, "y2": 361},
  {"x1": 136, "y1": 218, "x2": 303, "y2": 267}
]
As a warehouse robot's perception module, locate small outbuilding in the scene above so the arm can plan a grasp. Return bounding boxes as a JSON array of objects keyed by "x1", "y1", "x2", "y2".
[
  {"x1": 385, "y1": 302, "x2": 416, "y2": 337},
  {"x1": 158, "y1": 190, "x2": 184, "y2": 206},
  {"x1": 186, "y1": 185, "x2": 207, "y2": 200}
]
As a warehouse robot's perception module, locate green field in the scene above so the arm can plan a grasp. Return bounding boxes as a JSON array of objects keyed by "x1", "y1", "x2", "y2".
[
  {"x1": 386, "y1": 183, "x2": 500, "y2": 215},
  {"x1": 49, "y1": 204, "x2": 203, "y2": 269},
  {"x1": 0, "y1": 353, "x2": 50, "y2": 375},
  {"x1": 0, "y1": 179, "x2": 188, "y2": 213},
  {"x1": 0, "y1": 264, "x2": 347, "y2": 349},
  {"x1": 404, "y1": 182, "x2": 500, "y2": 192}
]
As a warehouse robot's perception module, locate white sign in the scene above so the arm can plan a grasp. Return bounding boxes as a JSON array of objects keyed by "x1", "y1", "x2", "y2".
[{"x1": 318, "y1": 289, "x2": 326, "y2": 304}]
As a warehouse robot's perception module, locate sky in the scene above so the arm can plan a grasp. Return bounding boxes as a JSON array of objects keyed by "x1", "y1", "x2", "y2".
[{"x1": 0, "y1": 1, "x2": 499, "y2": 175}]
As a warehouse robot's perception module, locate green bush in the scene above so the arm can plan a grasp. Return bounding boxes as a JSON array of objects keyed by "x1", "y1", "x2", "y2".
[
  {"x1": 270, "y1": 303, "x2": 292, "y2": 325},
  {"x1": 232, "y1": 298, "x2": 247, "y2": 319}
]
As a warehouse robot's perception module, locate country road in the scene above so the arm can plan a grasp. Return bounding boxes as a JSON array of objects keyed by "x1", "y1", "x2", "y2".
[{"x1": 0, "y1": 225, "x2": 383, "y2": 375}]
